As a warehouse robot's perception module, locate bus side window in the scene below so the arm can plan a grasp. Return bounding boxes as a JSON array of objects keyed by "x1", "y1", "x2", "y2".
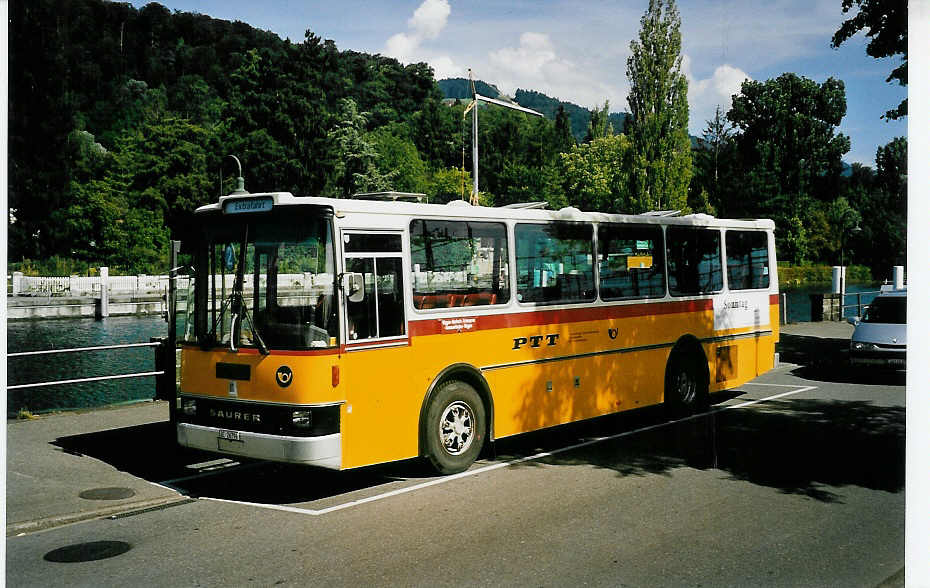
[
  {"x1": 409, "y1": 219, "x2": 510, "y2": 310},
  {"x1": 725, "y1": 230, "x2": 770, "y2": 290},
  {"x1": 666, "y1": 226, "x2": 723, "y2": 296},
  {"x1": 515, "y1": 222, "x2": 595, "y2": 304},
  {"x1": 598, "y1": 224, "x2": 665, "y2": 300}
]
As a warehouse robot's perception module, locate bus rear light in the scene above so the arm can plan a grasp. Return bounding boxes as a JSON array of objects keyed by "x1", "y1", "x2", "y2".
[
  {"x1": 291, "y1": 410, "x2": 312, "y2": 429},
  {"x1": 332, "y1": 366, "x2": 340, "y2": 387}
]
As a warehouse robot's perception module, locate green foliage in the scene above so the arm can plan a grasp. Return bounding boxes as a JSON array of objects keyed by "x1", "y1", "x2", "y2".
[
  {"x1": 844, "y1": 137, "x2": 906, "y2": 278},
  {"x1": 625, "y1": 0, "x2": 692, "y2": 212},
  {"x1": 778, "y1": 264, "x2": 873, "y2": 288},
  {"x1": 470, "y1": 107, "x2": 565, "y2": 208},
  {"x1": 584, "y1": 102, "x2": 615, "y2": 143},
  {"x1": 327, "y1": 98, "x2": 395, "y2": 196},
  {"x1": 369, "y1": 124, "x2": 430, "y2": 194},
  {"x1": 438, "y1": 78, "x2": 502, "y2": 100},
  {"x1": 426, "y1": 167, "x2": 471, "y2": 203},
  {"x1": 831, "y1": 0, "x2": 907, "y2": 119},
  {"x1": 512, "y1": 89, "x2": 628, "y2": 143},
  {"x1": 560, "y1": 135, "x2": 633, "y2": 212},
  {"x1": 726, "y1": 73, "x2": 851, "y2": 262},
  {"x1": 9, "y1": 0, "x2": 905, "y2": 279},
  {"x1": 690, "y1": 105, "x2": 733, "y2": 214}
]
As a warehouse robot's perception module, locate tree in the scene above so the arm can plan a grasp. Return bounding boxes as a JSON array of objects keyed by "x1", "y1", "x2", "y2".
[
  {"x1": 583, "y1": 101, "x2": 613, "y2": 143},
  {"x1": 848, "y1": 137, "x2": 906, "y2": 275},
  {"x1": 690, "y1": 105, "x2": 734, "y2": 214},
  {"x1": 726, "y1": 73, "x2": 851, "y2": 261},
  {"x1": 625, "y1": 0, "x2": 692, "y2": 212},
  {"x1": 560, "y1": 135, "x2": 634, "y2": 213},
  {"x1": 831, "y1": 0, "x2": 907, "y2": 119},
  {"x1": 553, "y1": 105, "x2": 576, "y2": 153},
  {"x1": 369, "y1": 123, "x2": 429, "y2": 194},
  {"x1": 326, "y1": 98, "x2": 394, "y2": 197}
]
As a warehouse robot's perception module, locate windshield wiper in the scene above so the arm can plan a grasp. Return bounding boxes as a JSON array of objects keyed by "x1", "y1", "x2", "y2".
[{"x1": 210, "y1": 225, "x2": 269, "y2": 355}]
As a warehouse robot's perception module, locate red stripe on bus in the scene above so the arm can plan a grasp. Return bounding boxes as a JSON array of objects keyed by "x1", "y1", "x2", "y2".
[
  {"x1": 179, "y1": 344, "x2": 342, "y2": 357},
  {"x1": 407, "y1": 298, "x2": 713, "y2": 337},
  {"x1": 770, "y1": 293, "x2": 780, "y2": 304}
]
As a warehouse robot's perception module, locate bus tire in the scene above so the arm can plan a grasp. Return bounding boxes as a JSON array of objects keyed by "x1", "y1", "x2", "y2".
[
  {"x1": 424, "y1": 380, "x2": 486, "y2": 475},
  {"x1": 664, "y1": 349, "x2": 708, "y2": 417}
]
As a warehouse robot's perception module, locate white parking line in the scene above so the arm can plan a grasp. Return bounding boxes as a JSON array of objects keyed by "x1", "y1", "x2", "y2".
[{"x1": 196, "y1": 383, "x2": 817, "y2": 517}]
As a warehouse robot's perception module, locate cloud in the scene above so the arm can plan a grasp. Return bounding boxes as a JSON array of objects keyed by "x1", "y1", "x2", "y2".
[
  {"x1": 409, "y1": 0, "x2": 450, "y2": 40},
  {"x1": 682, "y1": 54, "x2": 750, "y2": 134},
  {"x1": 384, "y1": 0, "x2": 450, "y2": 62},
  {"x1": 486, "y1": 32, "x2": 626, "y2": 109},
  {"x1": 385, "y1": 33, "x2": 420, "y2": 62}
]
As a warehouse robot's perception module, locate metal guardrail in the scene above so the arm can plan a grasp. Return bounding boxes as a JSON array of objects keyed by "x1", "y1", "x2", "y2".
[
  {"x1": 7, "y1": 342, "x2": 164, "y2": 391},
  {"x1": 841, "y1": 290, "x2": 881, "y2": 319}
]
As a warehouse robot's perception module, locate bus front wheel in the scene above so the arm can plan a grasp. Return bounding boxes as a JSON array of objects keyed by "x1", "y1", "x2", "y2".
[
  {"x1": 664, "y1": 350, "x2": 708, "y2": 417},
  {"x1": 424, "y1": 380, "x2": 486, "y2": 475}
]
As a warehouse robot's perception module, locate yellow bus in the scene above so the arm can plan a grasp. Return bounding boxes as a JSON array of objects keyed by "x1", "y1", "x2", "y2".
[{"x1": 177, "y1": 192, "x2": 778, "y2": 474}]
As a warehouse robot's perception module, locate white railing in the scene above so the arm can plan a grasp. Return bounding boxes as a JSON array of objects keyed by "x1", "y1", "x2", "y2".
[
  {"x1": 9, "y1": 273, "x2": 171, "y2": 297},
  {"x1": 9, "y1": 271, "x2": 333, "y2": 297}
]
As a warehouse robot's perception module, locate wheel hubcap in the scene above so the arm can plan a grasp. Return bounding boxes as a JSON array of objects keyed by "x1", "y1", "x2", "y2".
[
  {"x1": 439, "y1": 401, "x2": 474, "y2": 455},
  {"x1": 677, "y1": 370, "x2": 696, "y2": 404}
]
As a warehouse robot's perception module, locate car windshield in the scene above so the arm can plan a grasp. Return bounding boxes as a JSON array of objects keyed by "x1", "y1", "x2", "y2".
[{"x1": 862, "y1": 296, "x2": 906, "y2": 324}]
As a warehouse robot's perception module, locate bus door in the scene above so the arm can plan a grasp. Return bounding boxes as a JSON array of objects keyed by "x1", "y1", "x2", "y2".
[{"x1": 339, "y1": 231, "x2": 417, "y2": 466}]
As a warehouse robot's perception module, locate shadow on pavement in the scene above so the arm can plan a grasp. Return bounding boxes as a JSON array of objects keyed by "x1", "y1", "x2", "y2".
[
  {"x1": 52, "y1": 385, "x2": 904, "y2": 506},
  {"x1": 779, "y1": 333, "x2": 905, "y2": 386},
  {"x1": 51, "y1": 422, "x2": 423, "y2": 505},
  {"x1": 496, "y1": 397, "x2": 904, "y2": 503}
]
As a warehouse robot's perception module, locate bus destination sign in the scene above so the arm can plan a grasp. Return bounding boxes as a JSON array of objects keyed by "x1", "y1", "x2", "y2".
[{"x1": 223, "y1": 197, "x2": 273, "y2": 215}]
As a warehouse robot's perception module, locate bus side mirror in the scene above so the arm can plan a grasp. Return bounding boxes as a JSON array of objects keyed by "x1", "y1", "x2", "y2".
[{"x1": 344, "y1": 273, "x2": 365, "y2": 303}]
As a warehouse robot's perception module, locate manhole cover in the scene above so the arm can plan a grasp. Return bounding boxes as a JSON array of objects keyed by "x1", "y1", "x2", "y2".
[
  {"x1": 44, "y1": 541, "x2": 132, "y2": 563},
  {"x1": 78, "y1": 487, "x2": 136, "y2": 500}
]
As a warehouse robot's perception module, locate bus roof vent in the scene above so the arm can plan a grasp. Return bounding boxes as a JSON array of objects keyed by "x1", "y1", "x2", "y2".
[
  {"x1": 501, "y1": 201, "x2": 549, "y2": 209},
  {"x1": 642, "y1": 209, "x2": 681, "y2": 217},
  {"x1": 352, "y1": 191, "x2": 425, "y2": 203},
  {"x1": 446, "y1": 200, "x2": 473, "y2": 207},
  {"x1": 682, "y1": 213, "x2": 716, "y2": 220},
  {"x1": 558, "y1": 206, "x2": 582, "y2": 214}
]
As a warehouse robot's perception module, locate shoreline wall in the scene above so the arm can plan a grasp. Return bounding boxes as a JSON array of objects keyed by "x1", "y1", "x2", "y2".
[{"x1": 7, "y1": 296, "x2": 180, "y2": 320}]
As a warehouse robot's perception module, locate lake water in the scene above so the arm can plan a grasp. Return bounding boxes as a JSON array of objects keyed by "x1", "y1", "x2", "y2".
[
  {"x1": 782, "y1": 283, "x2": 881, "y2": 323},
  {"x1": 7, "y1": 315, "x2": 171, "y2": 417}
]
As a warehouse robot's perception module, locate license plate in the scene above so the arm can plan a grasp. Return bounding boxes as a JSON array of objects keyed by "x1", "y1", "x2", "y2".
[{"x1": 218, "y1": 429, "x2": 241, "y2": 442}]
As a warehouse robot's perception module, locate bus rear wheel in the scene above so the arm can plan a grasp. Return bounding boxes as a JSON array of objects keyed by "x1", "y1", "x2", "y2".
[
  {"x1": 424, "y1": 380, "x2": 486, "y2": 475},
  {"x1": 664, "y1": 351, "x2": 708, "y2": 417}
]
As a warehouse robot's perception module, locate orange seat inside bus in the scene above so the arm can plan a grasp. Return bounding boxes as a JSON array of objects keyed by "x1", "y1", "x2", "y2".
[{"x1": 414, "y1": 292, "x2": 498, "y2": 309}]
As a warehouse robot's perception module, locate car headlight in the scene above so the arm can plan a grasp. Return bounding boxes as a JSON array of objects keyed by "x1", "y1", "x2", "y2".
[
  {"x1": 851, "y1": 342, "x2": 864, "y2": 350},
  {"x1": 291, "y1": 410, "x2": 312, "y2": 429}
]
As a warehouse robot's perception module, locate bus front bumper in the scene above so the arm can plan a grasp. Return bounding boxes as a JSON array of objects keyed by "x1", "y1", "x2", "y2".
[{"x1": 177, "y1": 423, "x2": 342, "y2": 469}]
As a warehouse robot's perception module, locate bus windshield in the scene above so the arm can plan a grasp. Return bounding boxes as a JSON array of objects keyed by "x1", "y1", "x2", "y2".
[{"x1": 192, "y1": 211, "x2": 337, "y2": 350}]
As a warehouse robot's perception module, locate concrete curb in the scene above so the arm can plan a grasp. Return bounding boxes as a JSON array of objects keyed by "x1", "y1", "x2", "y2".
[{"x1": 6, "y1": 495, "x2": 194, "y2": 537}]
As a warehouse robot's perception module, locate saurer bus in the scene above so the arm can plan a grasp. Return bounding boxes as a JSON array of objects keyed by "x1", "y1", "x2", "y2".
[{"x1": 176, "y1": 191, "x2": 778, "y2": 474}]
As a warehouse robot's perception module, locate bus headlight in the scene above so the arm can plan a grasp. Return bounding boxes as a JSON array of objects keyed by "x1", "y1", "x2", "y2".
[
  {"x1": 291, "y1": 410, "x2": 312, "y2": 429},
  {"x1": 181, "y1": 398, "x2": 197, "y2": 416}
]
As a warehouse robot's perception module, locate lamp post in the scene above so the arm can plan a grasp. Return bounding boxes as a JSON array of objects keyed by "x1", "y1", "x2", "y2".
[{"x1": 839, "y1": 218, "x2": 862, "y2": 318}]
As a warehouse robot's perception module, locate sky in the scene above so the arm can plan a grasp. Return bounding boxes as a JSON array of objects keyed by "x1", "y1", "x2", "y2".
[{"x1": 128, "y1": 0, "x2": 908, "y2": 167}]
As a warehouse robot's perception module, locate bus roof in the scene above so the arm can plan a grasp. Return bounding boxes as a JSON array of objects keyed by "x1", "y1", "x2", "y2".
[{"x1": 198, "y1": 191, "x2": 775, "y2": 230}]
